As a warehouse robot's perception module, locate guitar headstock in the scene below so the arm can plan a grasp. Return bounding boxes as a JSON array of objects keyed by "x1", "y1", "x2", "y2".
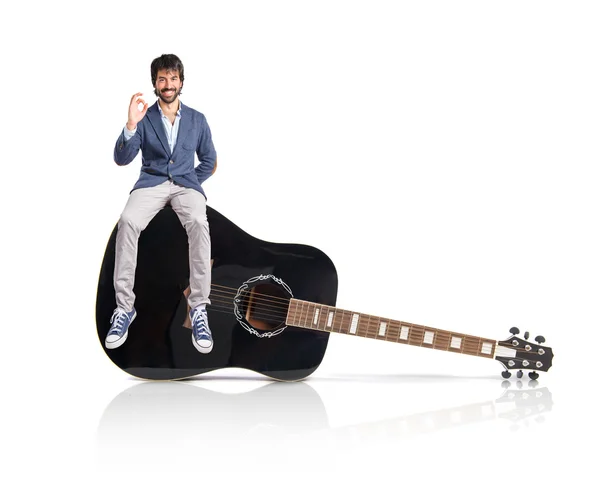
[{"x1": 495, "y1": 327, "x2": 554, "y2": 379}]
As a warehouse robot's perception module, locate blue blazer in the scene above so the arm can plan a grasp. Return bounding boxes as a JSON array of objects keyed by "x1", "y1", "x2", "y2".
[{"x1": 114, "y1": 102, "x2": 217, "y2": 199}]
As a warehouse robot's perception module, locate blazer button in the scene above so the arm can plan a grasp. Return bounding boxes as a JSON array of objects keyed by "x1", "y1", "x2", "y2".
[{"x1": 169, "y1": 160, "x2": 174, "y2": 164}]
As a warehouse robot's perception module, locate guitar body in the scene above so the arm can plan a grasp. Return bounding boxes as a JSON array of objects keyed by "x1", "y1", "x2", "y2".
[{"x1": 96, "y1": 206, "x2": 338, "y2": 381}]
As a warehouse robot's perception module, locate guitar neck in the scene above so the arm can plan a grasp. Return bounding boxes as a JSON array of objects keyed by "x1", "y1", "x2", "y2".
[{"x1": 286, "y1": 298, "x2": 497, "y2": 360}]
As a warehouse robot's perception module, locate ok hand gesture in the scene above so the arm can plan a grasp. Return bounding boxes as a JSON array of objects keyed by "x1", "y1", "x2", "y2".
[{"x1": 126, "y1": 93, "x2": 148, "y2": 131}]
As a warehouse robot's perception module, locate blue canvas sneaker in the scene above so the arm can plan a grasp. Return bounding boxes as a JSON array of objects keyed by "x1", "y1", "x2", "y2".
[
  {"x1": 105, "y1": 307, "x2": 137, "y2": 349},
  {"x1": 190, "y1": 306, "x2": 213, "y2": 354}
]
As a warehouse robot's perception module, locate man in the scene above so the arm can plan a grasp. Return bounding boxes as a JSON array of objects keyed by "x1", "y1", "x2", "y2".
[{"x1": 105, "y1": 54, "x2": 216, "y2": 354}]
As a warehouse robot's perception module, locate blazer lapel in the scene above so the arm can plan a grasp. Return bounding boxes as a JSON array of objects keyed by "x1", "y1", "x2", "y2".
[
  {"x1": 146, "y1": 103, "x2": 171, "y2": 156},
  {"x1": 174, "y1": 103, "x2": 192, "y2": 155}
]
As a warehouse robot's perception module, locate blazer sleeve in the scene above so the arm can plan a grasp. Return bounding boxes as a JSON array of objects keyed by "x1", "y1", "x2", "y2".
[
  {"x1": 114, "y1": 126, "x2": 142, "y2": 166},
  {"x1": 194, "y1": 115, "x2": 217, "y2": 185}
]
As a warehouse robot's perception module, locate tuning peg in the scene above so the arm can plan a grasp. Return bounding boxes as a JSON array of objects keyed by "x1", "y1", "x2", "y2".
[
  {"x1": 502, "y1": 371, "x2": 512, "y2": 379},
  {"x1": 510, "y1": 327, "x2": 520, "y2": 335},
  {"x1": 516, "y1": 370, "x2": 523, "y2": 379},
  {"x1": 524, "y1": 331, "x2": 530, "y2": 340},
  {"x1": 529, "y1": 371, "x2": 539, "y2": 380},
  {"x1": 535, "y1": 336, "x2": 545, "y2": 344}
]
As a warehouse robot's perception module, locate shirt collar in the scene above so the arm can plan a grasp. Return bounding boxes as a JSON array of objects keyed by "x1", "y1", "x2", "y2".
[{"x1": 157, "y1": 100, "x2": 182, "y2": 118}]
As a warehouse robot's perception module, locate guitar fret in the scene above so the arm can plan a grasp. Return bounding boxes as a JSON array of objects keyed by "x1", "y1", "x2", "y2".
[
  {"x1": 286, "y1": 299, "x2": 298, "y2": 326},
  {"x1": 295, "y1": 300, "x2": 303, "y2": 327},
  {"x1": 298, "y1": 301, "x2": 305, "y2": 327},
  {"x1": 293, "y1": 299, "x2": 300, "y2": 326},
  {"x1": 450, "y1": 336, "x2": 463, "y2": 351},
  {"x1": 434, "y1": 330, "x2": 451, "y2": 351},
  {"x1": 374, "y1": 317, "x2": 382, "y2": 339},
  {"x1": 389, "y1": 321, "x2": 401, "y2": 342},
  {"x1": 463, "y1": 336, "x2": 480, "y2": 356},
  {"x1": 349, "y1": 313, "x2": 360, "y2": 335},
  {"x1": 378, "y1": 319, "x2": 387, "y2": 338},
  {"x1": 303, "y1": 301, "x2": 312, "y2": 329},
  {"x1": 370, "y1": 316, "x2": 380, "y2": 339},
  {"x1": 480, "y1": 339, "x2": 494, "y2": 357},
  {"x1": 359, "y1": 314, "x2": 367, "y2": 338},
  {"x1": 408, "y1": 327, "x2": 424, "y2": 346},
  {"x1": 300, "y1": 301, "x2": 309, "y2": 328},
  {"x1": 311, "y1": 302, "x2": 320, "y2": 329},
  {"x1": 342, "y1": 311, "x2": 353, "y2": 334},
  {"x1": 325, "y1": 306, "x2": 334, "y2": 330},
  {"x1": 334, "y1": 309, "x2": 343, "y2": 333},
  {"x1": 317, "y1": 304, "x2": 329, "y2": 331},
  {"x1": 286, "y1": 299, "x2": 497, "y2": 363},
  {"x1": 307, "y1": 302, "x2": 316, "y2": 329},
  {"x1": 312, "y1": 303, "x2": 320, "y2": 330},
  {"x1": 359, "y1": 316, "x2": 367, "y2": 335},
  {"x1": 337, "y1": 309, "x2": 348, "y2": 334},
  {"x1": 332, "y1": 309, "x2": 343, "y2": 333},
  {"x1": 315, "y1": 303, "x2": 322, "y2": 329},
  {"x1": 326, "y1": 309, "x2": 334, "y2": 329},
  {"x1": 312, "y1": 305, "x2": 320, "y2": 327},
  {"x1": 296, "y1": 300, "x2": 302, "y2": 327},
  {"x1": 364, "y1": 314, "x2": 372, "y2": 337},
  {"x1": 286, "y1": 299, "x2": 294, "y2": 326},
  {"x1": 344, "y1": 310, "x2": 354, "y2": 334},
  {"x1": 356, "y1": 314, "x2": 369, "y2": 337}
]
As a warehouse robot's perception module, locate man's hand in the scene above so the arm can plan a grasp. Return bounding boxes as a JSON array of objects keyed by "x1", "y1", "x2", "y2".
[{"x1": 126, "y1": 93, "x2": 148, "y2": 131}]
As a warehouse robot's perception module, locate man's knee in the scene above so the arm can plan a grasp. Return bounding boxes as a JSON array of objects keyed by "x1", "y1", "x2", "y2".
[
  {"x1": 118, "y1": 211, "x2": 148, "y2": 233},
  {"x1": 188, "y1": 214, "x2": 209, "y2": 230}
]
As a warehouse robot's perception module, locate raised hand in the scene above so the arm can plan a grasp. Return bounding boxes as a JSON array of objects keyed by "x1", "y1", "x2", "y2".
[{"x1": 126, "y1": 93, "x2": 148, "y2": 130}]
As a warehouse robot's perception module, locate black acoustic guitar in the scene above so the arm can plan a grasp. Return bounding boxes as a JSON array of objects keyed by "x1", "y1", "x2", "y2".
[{"x1": 96, "y1": 206, "x2": 554, "y2": 381}]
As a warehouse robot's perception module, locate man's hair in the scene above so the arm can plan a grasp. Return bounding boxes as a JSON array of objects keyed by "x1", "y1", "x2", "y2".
[{"x1": 151, "y1": 54, "x2": 185, "y2": 87}]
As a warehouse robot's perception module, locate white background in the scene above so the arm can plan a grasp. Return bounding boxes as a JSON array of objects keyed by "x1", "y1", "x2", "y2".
[{"x1": 1, "y1": 0, "x2": 598, "y2": 495}]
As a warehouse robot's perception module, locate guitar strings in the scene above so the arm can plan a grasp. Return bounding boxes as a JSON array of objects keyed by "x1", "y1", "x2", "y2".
[
  {"x1": 194, "y1": 283, "x2": 543, "y2": 358},
  {"x1": 209, "y1": 296, "x2": 287, "y2": 321},
  {"x1": 211, "y1": 283, "x2": 476, "y2": 332},
  {"x1": 210, "y1": 287, "x2": 290, "y2": 311},
  {"x1": 204, "y1": 300, "x2": 541, "y2": 362},
  {"x1": 209, "y1": 286, "x2": 290, "y2": 320},
  {"x1": 211, "y1": 283, "x2": 292, "y2": 302}
]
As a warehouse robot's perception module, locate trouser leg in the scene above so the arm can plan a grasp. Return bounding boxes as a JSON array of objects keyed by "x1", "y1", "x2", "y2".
[
  {"x1": 170, "y1": 184, "x2": 211, "y2": 309},
  {"x1": 114, "y1": 182, "x2": 171, "y2": 312}
]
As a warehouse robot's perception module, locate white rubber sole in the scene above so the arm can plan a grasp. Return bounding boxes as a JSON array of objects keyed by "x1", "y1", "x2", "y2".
[{"x1": 192, "y1": 334, "x2": 213, "y2": 354}]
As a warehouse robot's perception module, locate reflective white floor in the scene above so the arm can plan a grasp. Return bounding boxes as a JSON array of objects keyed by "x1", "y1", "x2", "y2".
[{"x1": 4, "y1": 365, "x2": 590, "y2": 496}]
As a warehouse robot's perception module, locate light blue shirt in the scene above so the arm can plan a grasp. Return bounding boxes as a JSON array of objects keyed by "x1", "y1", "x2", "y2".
[{"x1": 123, "y1": 100, "x2": 182, "y2": 153}]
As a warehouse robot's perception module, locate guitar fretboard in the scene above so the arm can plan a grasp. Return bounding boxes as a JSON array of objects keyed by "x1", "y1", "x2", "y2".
[{"x1": 286, "y1": 299, "x2": 496, "y2": 359}]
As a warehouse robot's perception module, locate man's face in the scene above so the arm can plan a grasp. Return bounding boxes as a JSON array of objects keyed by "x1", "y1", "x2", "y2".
[{"x1": 155, "y1": 69, "x2": 183, "y2": 104}]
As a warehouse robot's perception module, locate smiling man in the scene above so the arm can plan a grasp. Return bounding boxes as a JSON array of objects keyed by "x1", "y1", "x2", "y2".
[{"x1": 105, "y1": 54, "x2": 217, "y2": 355}]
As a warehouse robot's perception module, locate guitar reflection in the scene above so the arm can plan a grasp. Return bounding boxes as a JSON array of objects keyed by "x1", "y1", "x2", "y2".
[{"x1": 96, "y1": 378, "x2": 552, "y2": 468}]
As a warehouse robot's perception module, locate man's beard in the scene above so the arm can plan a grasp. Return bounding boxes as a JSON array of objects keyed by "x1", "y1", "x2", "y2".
[{"x1": 156, "y1": 87, "x2": 181, "y2": 104}]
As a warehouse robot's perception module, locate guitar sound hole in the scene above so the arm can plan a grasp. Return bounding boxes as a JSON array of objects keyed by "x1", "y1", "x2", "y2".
[{"x1": 245, "y1": 283, "x2": 290, "y2": 331}]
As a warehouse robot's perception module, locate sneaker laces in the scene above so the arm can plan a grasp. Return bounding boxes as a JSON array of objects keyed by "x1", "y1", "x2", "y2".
[
  {"x1": 192, "y1": 309, "x2": 211, "y2": 340},
  {"x1": 109, "y1": 308, "x2": 129, "y2": 333}
]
